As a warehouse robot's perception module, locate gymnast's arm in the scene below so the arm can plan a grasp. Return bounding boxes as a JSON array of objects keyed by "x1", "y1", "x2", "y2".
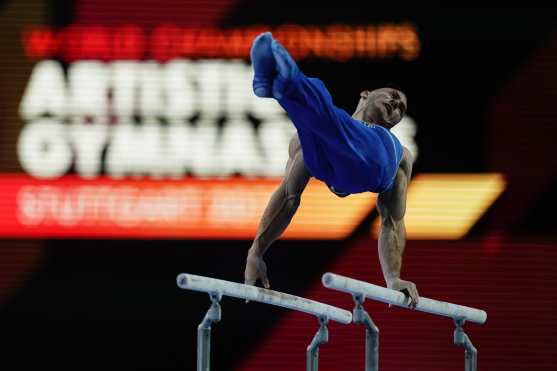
[
  {"x1": 244, "y1": 135, "x2": 310, "y2": 288},
  {"x1": 376, "y1": 147, "x2": 420, "y2": 308}
]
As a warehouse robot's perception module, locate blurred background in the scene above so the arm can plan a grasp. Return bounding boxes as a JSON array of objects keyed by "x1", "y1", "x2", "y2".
[{"x1": 0, "y1": 2, "x2": 556, "y2": 370}]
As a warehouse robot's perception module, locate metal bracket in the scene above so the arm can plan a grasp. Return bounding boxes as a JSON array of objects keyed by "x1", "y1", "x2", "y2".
[
  {"x1": 352, "y1": 294, "x2": 379, "y2": 371},
  {"x1": 306, "y1": 316, "x2": 329, "y2": 371},
  {"x1": 197, "y1": 292, "x2": 222, "y2": 371},
  {"x1": 454, "y1": 319, "x2": 477, "y2": 371}
]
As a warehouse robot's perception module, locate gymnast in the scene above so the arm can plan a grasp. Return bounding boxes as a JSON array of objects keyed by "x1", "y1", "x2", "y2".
[{"x1": 244, "y1": 32, "x2": 419, "y2": 308}]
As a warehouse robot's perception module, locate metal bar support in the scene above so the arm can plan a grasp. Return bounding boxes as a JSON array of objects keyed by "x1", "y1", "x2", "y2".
[
  {"x1": 306, "y1": 317, "x2": 329, "y2": 371},
  {"x1": 352, "y1": 294, "x2": 379, "y2": 371},
  {"x1": 454, "y1": 319, "x2": 477, "y2": 371},
  {"x1": 197, "y1": 293, "x2": 222, "y2": 371}
]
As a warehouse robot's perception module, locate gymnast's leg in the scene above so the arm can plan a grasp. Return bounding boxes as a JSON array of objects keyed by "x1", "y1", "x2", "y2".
[{"x1": 251, "y1": 33, "x2": 353, "y2": 137}]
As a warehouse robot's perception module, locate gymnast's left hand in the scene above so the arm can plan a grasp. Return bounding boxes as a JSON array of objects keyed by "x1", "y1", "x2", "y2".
[{"x1": 244, "y1": 250, "x2": 271, "y2": 289}]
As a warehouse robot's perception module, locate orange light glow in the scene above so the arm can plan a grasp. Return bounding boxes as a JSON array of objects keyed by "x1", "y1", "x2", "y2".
[
  {"x1": 287, "y1": 180, "x2": 377, "y2": 238},
  {"x1": 0, "y1": 175, "x2": 376, "y2": 239},
  {"x1": 0, "y1": 174, "x2": 504, "y2": 239},
  {"x1": 372, "y1": 174, "x2": 506, "y2": 239}
]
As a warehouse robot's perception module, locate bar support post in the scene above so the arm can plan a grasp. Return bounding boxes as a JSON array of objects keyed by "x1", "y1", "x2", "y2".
[
  {"x1": 306, "y1": 317, "x2": 329, "y2": 371},
  {"x1": 454, "y1": 319, "x2": 477, "y2": 371},
  {"x1": 352, "y1": 294, "x2": 379, "y2": 371},
  {"x1": 197, "y1": 293, "x2": 222, "y2": 371}
]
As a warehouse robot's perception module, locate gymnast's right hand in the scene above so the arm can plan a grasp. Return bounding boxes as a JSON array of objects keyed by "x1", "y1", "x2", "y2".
[
  {"x1": 244, "y1": 250, "x2": 271, "y2": 289},
  {"x1": 387, "y1": 278, "x2": 419, "y2": 309}
]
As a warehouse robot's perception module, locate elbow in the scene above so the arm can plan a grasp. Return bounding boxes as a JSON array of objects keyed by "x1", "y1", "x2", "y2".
[
  {"x1": 285, "y1": 194, "x2": 301, "y2": 211},
  {"x1": 381, "y1": 215, "x2": 404, "y2": 233},
  {"x1": 390, "y1": 203, "x2": 406, "y2": 222},
  {"x1": 381, "y1": 215, "x2": 396, "y2": 229}
]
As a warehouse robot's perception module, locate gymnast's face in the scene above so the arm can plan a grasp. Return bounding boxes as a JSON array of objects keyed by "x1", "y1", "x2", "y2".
[{"x1": 359, "y1": 88, "x2": 407, "y2": 128}]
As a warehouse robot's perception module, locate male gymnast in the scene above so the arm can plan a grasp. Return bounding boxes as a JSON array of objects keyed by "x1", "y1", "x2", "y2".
[{"x1": 244, "y1": 32, "x2": 419, "y2": 308}]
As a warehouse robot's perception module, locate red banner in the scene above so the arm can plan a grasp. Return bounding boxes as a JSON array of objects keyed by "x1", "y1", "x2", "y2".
[{"x1": 0, "y1": 175, "x2": 376, "y2": 239}]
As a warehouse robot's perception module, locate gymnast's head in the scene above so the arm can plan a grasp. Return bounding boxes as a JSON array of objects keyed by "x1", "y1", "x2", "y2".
[{"x1": 354, "y1": 87, "x2": 407, "y2": 129}]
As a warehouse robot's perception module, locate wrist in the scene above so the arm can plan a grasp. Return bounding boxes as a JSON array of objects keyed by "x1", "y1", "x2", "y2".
[
  {"x1": 248, "y1": 245, "x2": 264, "y2": 258},
  {"x1": 385, "y1": 276, "x2": 400, "y2": 287}
]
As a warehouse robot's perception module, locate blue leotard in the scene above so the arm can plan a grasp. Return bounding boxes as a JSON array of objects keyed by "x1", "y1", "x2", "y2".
[{"x1": 275, "y1": 72, "x2": 403, "y2": 194}]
